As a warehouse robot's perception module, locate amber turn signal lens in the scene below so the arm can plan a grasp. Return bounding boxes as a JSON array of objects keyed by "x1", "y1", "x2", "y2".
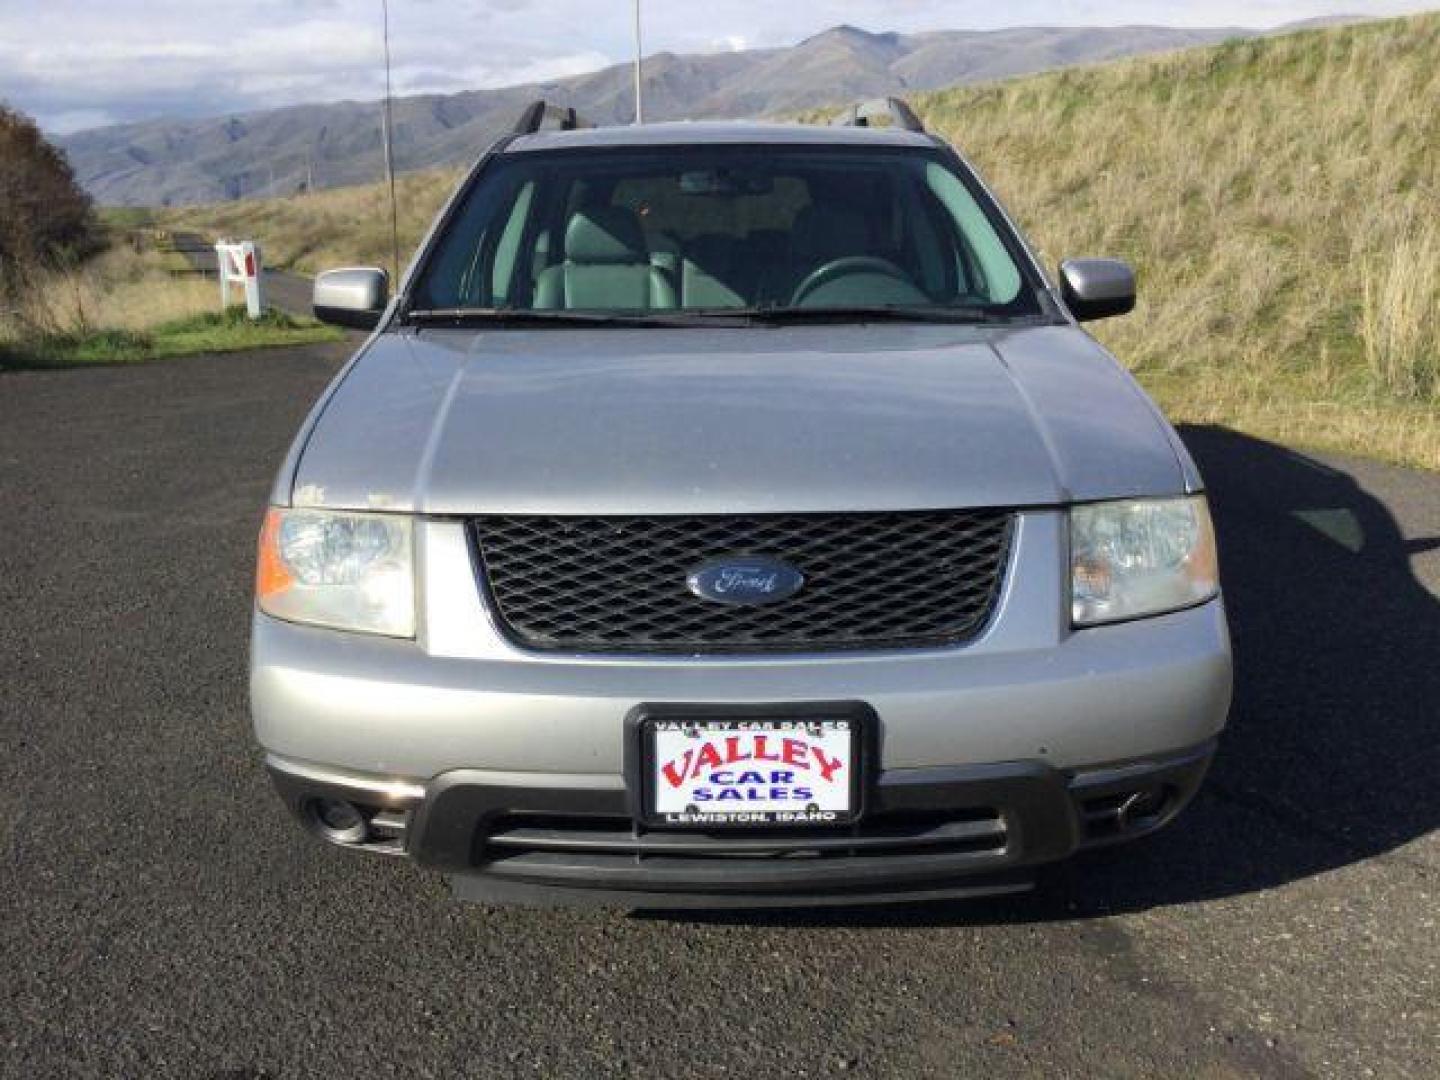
[{"x1": 256, "y1": 508, "x2": 295, "y2": 601}]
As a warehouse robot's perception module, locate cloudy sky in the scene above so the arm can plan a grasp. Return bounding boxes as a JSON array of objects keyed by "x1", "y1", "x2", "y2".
[{"x1": 2, "y1": 1, "x2": 1433, "y2": 134}]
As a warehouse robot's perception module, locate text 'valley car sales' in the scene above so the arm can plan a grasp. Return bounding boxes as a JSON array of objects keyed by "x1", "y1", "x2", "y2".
[{"x1": 650, "y1": 720, "x2": 855, "y2": 825}]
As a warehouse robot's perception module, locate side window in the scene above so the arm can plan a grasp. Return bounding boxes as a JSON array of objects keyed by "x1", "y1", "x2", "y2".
[
  {"x1": 488, "y1": 180, "x2": 535, "y2": 305},
  {"x1": 898, "y1": 174, "x2": 951, "y2": 299},
  {"x1": 422, "y1": 211, "x2": 493, "y2": 309},
  {"x1": 924, "y1": 163, "x2": 1022, "y2": 304},
  {"x1": 419, "y1": 170, "x2": 522, "y2": 309}
]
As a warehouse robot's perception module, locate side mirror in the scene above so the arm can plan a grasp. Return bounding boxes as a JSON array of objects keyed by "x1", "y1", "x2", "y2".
[
  {"x1": 313, "y1": 268, "x2": 389, "y2": 330},
  {"x1": 1058, "y1": 258, "x2": 1136, "y2": 322}
]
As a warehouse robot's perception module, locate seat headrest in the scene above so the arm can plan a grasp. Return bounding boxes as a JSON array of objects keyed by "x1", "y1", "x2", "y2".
[{"x1": 565, "y1": 206, "x2": 647, "y2": 264}]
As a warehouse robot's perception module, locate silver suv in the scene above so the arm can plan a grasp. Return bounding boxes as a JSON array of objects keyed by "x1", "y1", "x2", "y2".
[{"x1": 253, "y1": 99, "x2": 1231, "y2": 907}]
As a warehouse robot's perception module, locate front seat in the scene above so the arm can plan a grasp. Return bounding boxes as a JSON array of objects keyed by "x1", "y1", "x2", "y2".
[
  {"x1": 534, "y1": 206, "x2": 677, "y2": 310},
  {"x1": 682, "y1": 234, "x2": 746, "y2": 308}
]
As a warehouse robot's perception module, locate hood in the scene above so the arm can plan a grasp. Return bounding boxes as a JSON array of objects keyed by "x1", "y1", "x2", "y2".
[{"x1": 287, "y1": 324, "x2": 1188, "y2": 515}]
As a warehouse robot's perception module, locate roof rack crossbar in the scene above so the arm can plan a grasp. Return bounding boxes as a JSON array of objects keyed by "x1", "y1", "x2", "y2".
[
  {"x1": 830, "y1": 97, "x2": 926, "y2": 134},
  {"x1": 512, "y1": 100, "x2": 589, "y2": 135}
]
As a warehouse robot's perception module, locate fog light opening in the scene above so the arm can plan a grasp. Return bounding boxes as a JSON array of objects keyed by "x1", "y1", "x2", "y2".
[
  {"x1": 1116, "y1": 785, "x2": 1169, "y2": 830},
  {"x1": 305, "y1": 797, "x2": 372, "y2": 846}
]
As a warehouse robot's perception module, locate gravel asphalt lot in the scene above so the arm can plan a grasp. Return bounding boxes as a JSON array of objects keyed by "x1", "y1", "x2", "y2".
[{"x1": 1, "y1": 343, "x2": 1436, "y2": 1078}]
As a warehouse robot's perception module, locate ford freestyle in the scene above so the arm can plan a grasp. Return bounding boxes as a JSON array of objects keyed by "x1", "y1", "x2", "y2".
[{"x1": 252, "y1": 99, "x2": 1232, "y2": 907}]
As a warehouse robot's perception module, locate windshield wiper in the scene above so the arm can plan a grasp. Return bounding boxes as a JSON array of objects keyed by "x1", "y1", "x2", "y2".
[
  {"x1": 741, "y1": 305, "x2": 1001, "y2": 325},
  {"x1": 404, "y1": 307, "x2": 747, "y2": 329},
  {"x1": 404, "y1": 305, "x2": 1016, "y2": 329}
]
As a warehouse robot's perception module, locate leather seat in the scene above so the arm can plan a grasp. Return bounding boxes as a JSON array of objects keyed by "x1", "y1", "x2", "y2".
[
  {"x1": 682, "y1": 234, "x2": 746, "y2": 308},
  {"x1": 534, "y1": 207, "x2": 677, "y2": 310}
]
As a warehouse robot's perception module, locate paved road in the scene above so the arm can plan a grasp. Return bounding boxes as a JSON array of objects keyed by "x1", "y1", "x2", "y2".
[{"x1": 1, "y1": 345, "x2": 1436, "y2": 1078}]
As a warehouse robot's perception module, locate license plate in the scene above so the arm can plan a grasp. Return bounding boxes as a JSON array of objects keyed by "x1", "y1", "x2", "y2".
[{"x1": 645, "y1": 716, "x2": 859, "y2": 827}]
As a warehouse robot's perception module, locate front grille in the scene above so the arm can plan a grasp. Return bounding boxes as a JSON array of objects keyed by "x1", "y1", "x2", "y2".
[
  {"x1": 477, "y1": 808, "x2": 1009, "y2": 888},
  {"x1": 471, "y1": 510, "x2": 1014, "y2": 653}
]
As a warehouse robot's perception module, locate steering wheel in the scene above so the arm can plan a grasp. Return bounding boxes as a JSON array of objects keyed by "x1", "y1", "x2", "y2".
[{"x1": 789, "y1": 256, "x2": 919, "y2": 307}]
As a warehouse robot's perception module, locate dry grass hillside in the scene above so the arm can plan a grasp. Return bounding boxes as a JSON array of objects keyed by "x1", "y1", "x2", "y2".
[
  {"x1": 166, "y1": 14, "x2": 1440, "y2": 468},
  {"x1": 165, "y1": 169, "x2": 464, "y2": 281}
]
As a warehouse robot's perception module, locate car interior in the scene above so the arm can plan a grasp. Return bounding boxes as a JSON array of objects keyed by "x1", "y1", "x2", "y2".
[{"x1": 424, "y1": 150, "x2": 1026, "y2": 314}]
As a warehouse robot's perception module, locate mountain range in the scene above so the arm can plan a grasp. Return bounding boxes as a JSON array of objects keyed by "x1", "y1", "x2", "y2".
[{"x1": 59, "y1": 21, "x2": 1351, "y2": 207}]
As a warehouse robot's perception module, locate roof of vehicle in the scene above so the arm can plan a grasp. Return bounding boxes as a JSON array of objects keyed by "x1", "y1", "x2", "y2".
[{"x1": 505, "y1": 120, "x2": 938, "y2": 153}]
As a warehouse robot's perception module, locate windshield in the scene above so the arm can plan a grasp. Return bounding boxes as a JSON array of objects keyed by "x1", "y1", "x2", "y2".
[{"x1": 411, "y1": 145, "x2": 1043, "y2": 321}]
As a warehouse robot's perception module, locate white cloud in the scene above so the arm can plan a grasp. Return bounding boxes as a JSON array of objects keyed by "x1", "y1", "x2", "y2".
[
  {"x1": 43, "y1": 109, "x2": 116, "y2": 136},
  {"x1": 708, "y1": 35, "x2": 751, "y2": 53},
  {"x1": 479, "y1": 50, "x2": 617, "y2": 87}
]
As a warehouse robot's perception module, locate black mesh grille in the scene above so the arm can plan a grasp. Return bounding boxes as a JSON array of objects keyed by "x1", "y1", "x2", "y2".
[{"x1": 471, "y1": 510, "x2": 1014, "y2": 654}]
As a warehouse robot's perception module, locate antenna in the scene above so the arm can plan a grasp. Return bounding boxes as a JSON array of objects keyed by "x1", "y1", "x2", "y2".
[
  {"x1": 380, "y1": 0, "x2": 402, "y2": 281},
  {"x1": 633, "y1": 0, "x2": 644, "y2": 124}
]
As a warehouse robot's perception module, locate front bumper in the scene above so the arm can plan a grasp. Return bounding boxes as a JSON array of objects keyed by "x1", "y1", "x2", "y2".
[
  {"x1": 268, "y1": 740, "x2": 1215, "y2": 907},
  {"x1": 253, "y1": 515, "x2": 1231, "y2": 906}
]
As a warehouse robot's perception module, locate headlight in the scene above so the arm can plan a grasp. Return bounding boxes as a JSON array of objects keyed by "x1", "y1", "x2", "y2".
[
  {"x1": 256, "y1": 508, "x2": 415, "y2": 637},
  {"x1": 1070, "y1": 496, "x2": 1218, "y2": 626}
]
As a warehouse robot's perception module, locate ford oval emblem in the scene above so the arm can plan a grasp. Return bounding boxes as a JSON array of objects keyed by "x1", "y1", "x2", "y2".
[{"x1": 687, "y1": 556, "x2": 805, "y2": 607}]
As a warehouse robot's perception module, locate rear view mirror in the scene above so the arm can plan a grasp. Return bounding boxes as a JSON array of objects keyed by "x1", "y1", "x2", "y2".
[
  {"x1": 678, "y1": 168, "x2": 774, "y2": 196},
  {"x1": 1059, "y1": 258, "x2": 1136, "y2": 322},
  {"x1": 313, "y1": 268, "x2": 389, "y2": 330}
]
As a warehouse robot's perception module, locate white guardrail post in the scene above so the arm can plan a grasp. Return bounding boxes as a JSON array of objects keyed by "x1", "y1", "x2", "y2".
[{"x1": 214, "y1": 240, "x2": 267, "y2": 319}]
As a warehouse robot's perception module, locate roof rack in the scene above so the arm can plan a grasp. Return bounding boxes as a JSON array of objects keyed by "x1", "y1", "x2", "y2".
[
  {"x1": 512, "y1": 100, "x2": 589, "y2": 135},
  {"x1": 830, "y1": 97, "x2": 926, "y2": 134}
]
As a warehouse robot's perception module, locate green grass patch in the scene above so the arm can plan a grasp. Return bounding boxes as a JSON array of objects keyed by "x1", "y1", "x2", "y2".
[{"x1": 0, "y1": 307, "x2": 342, "y2": 371}]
